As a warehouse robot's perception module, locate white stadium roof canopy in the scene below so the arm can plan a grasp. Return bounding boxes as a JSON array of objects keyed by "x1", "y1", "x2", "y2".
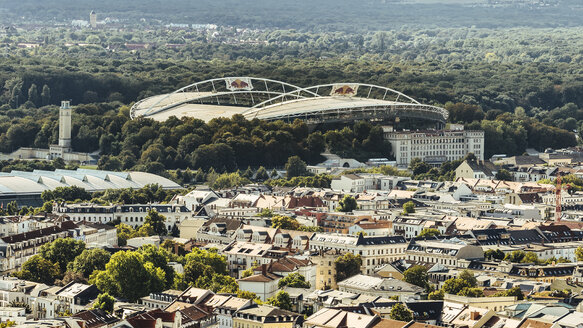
[
  {"x1": 0, "y1": 168, "x2": 181, "y2": 196},
  {"x1": 131, "y1": 77, "x2": 448, "y2": 125}
]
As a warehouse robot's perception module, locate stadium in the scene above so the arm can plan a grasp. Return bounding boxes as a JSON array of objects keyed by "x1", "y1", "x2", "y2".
[
  {"x1": 131, "y1": 77, "x2": 448, "y2": 126},
  {"x1": 0, "y1": 169, "x2": 181, "y2": 207}
]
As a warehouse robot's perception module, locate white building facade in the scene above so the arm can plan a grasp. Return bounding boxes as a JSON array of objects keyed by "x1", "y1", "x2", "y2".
[{"x1": 384, "y1": 127, "x2": 485, "y2": 166}]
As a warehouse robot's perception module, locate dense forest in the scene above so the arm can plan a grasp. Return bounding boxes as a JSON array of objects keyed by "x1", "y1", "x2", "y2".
[
  {"x1": 1, "y1": 0, "x2": 582, "y2": 30},
  {"x1": 0, "y1": 0, "x2": 581, "y2": 178}
]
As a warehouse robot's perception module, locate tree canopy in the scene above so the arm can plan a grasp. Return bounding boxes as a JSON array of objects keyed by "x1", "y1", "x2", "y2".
[
  {"x1": 403, "y1": 265, "x2": 429, "y2": 290},
  {"x1": 278, "y1": 272, "x2": 311, "y2": 289},
  {"x1": 335, "y1": 253, "x2": 362, "y2": 282}
]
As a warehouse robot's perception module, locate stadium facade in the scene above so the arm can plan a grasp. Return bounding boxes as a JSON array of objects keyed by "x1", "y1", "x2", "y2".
[
  {"x1": 0, "y1": 169, "x2": 181, "y2": 207},
  {"x1": 131, "y1": 77, "x2": 448, "y2": 126}
]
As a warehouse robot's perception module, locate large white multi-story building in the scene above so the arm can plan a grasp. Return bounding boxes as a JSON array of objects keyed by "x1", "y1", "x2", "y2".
[
  {"x1": 384, "y1": 126, "x2": 485, "y2": 166},
  {"x1": 53, "y1": 203, "x2": 190, "y2": 232}
]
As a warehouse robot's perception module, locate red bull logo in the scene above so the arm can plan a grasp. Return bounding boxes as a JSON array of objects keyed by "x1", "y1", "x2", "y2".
[
  {"x1": 230, "y1": 79, "x2": 249, "y2": 89},
  {"x1": 333, "y1": 85, "x2": 356, "y2": 95}
]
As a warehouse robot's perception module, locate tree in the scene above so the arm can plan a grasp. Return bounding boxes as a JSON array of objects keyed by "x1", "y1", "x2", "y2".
[
  {"x1": 70, "y1": 249, "x2": 111, "y2": 277},
  {"x1": 144, "y1": 262, "x2": 167, "y2": 293},
  {"x1": 402, "y1": 201, "x2": 415, "y2": 214},
  {"x1": 458, "y1": 287, "x2": 484, "y2": 297},
  {"x1": 484, "y1": 249, "x2": 505, "y2": 261},
  {"x1": 496, "y1": 169, "x2": 513, "y2": 181},
  {"x1": 56, "y1": 270, "x2": 88, "y2": 286},
  {"x1": 6, "y1": 201, "x2": 19, "y2": 216},
  {"x1": 41, "y1": 186, "x2": 92, "y2": 203},
  {"x1": 90, "y1": 250, "x2": 166, "y2": 302},
  {"x1": 428, "y1": 289, "x2": 444, "y2": 300},
  {"x1": 27, "y1": 83, "x2": 39, "y2": 107},
  {"x1": 185, "y1": 248, "x2": 228, "y2": 275},
  {"x1": 270, "y1": 168, "x2": 279, "y2": 179},
  {"x1": 278, "y1": 272, "x2": 311, "y2": 289},
  {"x1": 144, "y1": 209, "x2": 167, "y2": 235},
  {"x1": 39, "y1": 238, "x2": 85, "y2": 273},
  {"x1": 241, "y1": 267, "x2": 255, "y2": 278},
  {"x1": 41, "y1": 84, "x2": 51, "y2": 106},
  {"x1": 195, "y1": 273, "x2": 239, "y2": 293},
  {"x1": 285, "y1": 156, "x2": 308, "y2": 178},
  {"x1": 504, "y1": 250, "x2": 526, "y2": 263},
  {"x1": 237, "y1": 290, "x2": 260, "y2": 301},
  {"x1": 575, "y1": 247, "x2": 583, "y2": 261},
  {"x1": 418, "y1": 228, "x2": 440, "y2": 238},
  {"x1": 389, "y1": 303, "x2": 413, "y2": 322},
  {"x1": 521, "y1": 252, "x2": 540, "y2": 264},
  {"x1": 337, "y1": 195, "x2": 357, "y2": 212},
  {"x1": 184, "y1": 261, "x2": 213, "y2": 285},
  {"x1": 267, "y1": 290, "x2": 292, "y2": 311},
  {"x1": 211, "y1": 172, "x2": 251, "y2": 189},
  {"x1": 93, "y1": 292, "x2": 115, "y2": 313},
  {"x1": 494, "y1": 286, "x2": 524, "y2": 300},
  {"x1": 138, "y1": 245, "x2": 175, "y2": 288},
  {"x1": 255, "y1": 166, "x2": 269, "y2": 181},
  {"x1": 17, "y1": 255, "x2": 60, "y2": 285},
  {"x1": 271, "y1": 216, "x2": 300, "y2": 230},
  {"x1": 335, "y1": 253, "x2": 362, "y2": 282},
  {"x1": 403, "y1": 265, "x2": 429, "y2": 289},
  {"x1": 409, "y1": 158, "x2": 431, "y2": 176},
  {"x1": 459, "y1": 270, "x2": 477, "y2": 287},
  {"x1": 191, "y1": 143, "x2": 236, "y2": 171},
  {"x1": 257, "y1": 208, "x2": 274, "y2": 217},
  {"x1": 443, "y1": 278, "x2": 471, "y2": 295}
]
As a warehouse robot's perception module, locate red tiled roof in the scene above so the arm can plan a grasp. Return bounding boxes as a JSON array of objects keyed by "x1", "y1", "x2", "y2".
[{"x1": 239, "y1": 272, "x2": 282, "y2": 283}]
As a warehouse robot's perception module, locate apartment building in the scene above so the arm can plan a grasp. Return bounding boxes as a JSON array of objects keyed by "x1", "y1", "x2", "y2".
[
  {"x1": 309, "y1": 234, "x2": 407, "y2": 275},
  {"x1": 0, "y1": 221, "x2": 79, "y2": 271},
  {"x1": 53, "y1": 203, "x2": 190, "y2": 231},
  {"x1": 384, "y1": 126, "x2": 485, "y2": 166}
]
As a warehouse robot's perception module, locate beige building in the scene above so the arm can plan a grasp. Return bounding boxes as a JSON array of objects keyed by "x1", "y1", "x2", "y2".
[
  {"x1": 310, "y1": 234, "x2": 408, "y2": 275},
  {"x1": 384, "y1": 126, "x2": 485, "y2": 167},
  {"x1": 406, "y1": 239, "x2": 484, "y2": 268},
  {"x1": 304, "y1": 308, "x2": 381, "y2": 328},
  {"x1": 455, "y1": 160, "x2": 497, "y2": 180},
  {"x1": 233, "y1": 305, "x2": 300, "y2": 328},
  {"x1": 444, "y1": 294, "x2": 518, "y2": 312},
  {"x1": 312, "y1": 250, "x2": 339, "y2": 290},
  {"x1": 337, "y1": 274, "x2": 425, "y2": 301}
]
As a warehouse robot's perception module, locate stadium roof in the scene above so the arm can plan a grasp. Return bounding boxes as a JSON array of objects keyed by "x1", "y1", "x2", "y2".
[
  {"x1": 131, "y1": 77, "x2": 448, "y2": 125},
  {"x1": 0, "y1": 169, "x2": 181, "y2": 196}
]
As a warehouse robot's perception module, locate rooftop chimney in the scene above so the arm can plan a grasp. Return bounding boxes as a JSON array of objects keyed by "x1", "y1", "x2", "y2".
[{"x1": 470, "y1": 311, "x2": 480, "y2": 320}]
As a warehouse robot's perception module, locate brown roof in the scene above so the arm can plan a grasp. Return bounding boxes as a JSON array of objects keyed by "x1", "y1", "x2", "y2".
[
  {"x1": 201, "y1": 217, "x2": 242, "y2": 231},
  {"x1": 517, "y1": 319, "x2": 554, "y2": 328},
  {"x1": 239, "y1": 272, "x2": 282, "y2": 283},
  {"x1": 555, "y1": 221, "x2": 583, "y2": 230},
  {"x1": 286, "y1": 195, "x2": 325, "y2": 209},
  {"x1": 80, "y1": 221, "x2": 116, "y2": 231},
  {"x1": 178, "y1": 304, "x2": 212, "y2": 323},
  {"x1": 407, "y1": 323, "x2": 447, "y2": 328},
  {"x1": 517, "y1": 193, "x2": 542, "y2": 204},
  {"x1": 265, "y1": 257, "x2": 311, "y2": 273},
  {"x1": 371, "y1": 318, "x2": 408, "y2": 328},
  {"x1": 126, "y1": 309, "x2": 175, "y2": 328},
  {"x1": 71, "y1": 309, "x2": 118, "y2": 328},
  {"x1": 0, "y1": 220, "x2": 77, "y2": 244}
]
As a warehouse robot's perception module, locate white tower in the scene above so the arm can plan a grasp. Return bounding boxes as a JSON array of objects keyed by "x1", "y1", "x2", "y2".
[
  {"x1": 58, "y1": 101, "x2": 72, "y2": 149},
  {"x1": 90, "y1": 11, "x2": 97, "y2": 28}
]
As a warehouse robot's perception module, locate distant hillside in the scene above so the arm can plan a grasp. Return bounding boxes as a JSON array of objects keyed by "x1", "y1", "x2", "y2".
[{"x1": 0, "y1": 0, "x2": 581, "y2": 30}]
